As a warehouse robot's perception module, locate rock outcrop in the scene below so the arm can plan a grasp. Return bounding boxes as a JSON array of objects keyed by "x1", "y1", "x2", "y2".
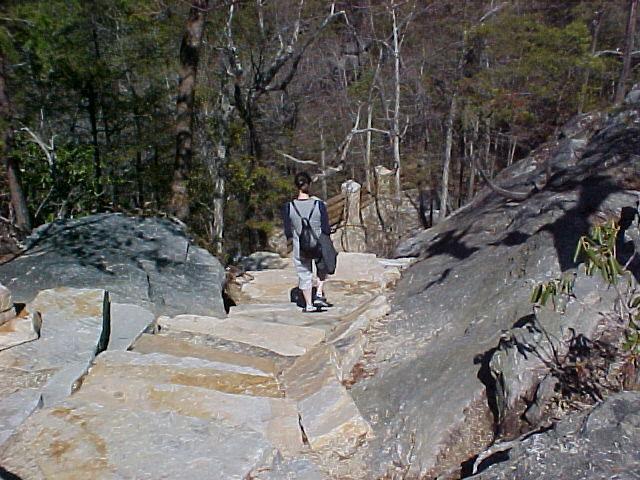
[
  {"x1": 347, "y1": 102, "x2": 640, "y2": 477},
  {"x1": 0, "y1": 213, "x2": 226, "y2": 317},
  {"x1": 471, "y1": 391, "x2": 640, "y2": 479}
]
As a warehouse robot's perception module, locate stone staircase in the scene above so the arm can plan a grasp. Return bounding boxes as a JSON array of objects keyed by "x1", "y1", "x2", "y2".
[{"x1": 0, "y1": 253, "x2": 413, "y2": 479}]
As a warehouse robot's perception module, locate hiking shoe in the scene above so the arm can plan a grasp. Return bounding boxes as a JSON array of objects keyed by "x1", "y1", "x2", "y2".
[{"x1": 313, "y1": 296, "x2": 331, "y2": 308}]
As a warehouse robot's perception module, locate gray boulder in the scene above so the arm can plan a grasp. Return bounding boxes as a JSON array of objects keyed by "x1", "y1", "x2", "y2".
[
  {"x1": 349, "y1": 105, "x2": 640, "y2": 478},
  {"x1": 241, "y1": 251, "x2": 289, "y2": 271},
  {"x1": 472, "y1": 391, "x2": 640, "y2": 479},
  {"x1": 0, "y1": 213, "x2": 225, "y2": 317}
]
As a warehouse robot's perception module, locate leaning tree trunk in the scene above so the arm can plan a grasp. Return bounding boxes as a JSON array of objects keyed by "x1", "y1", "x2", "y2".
[
  {"x1": 169, "y1": 0, "x2": 209, "y2": 220},
  {"x1": 0, "y1": 53, "x2": 31, "y2": 231},
  {"x1": 615, "y1": 0, "x2": 638, "y2": 106}
]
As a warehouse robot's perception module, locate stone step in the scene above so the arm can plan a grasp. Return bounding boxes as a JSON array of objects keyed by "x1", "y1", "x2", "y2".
[
  {"x1": 132, "y1": 333, "x2": 278, "y2": 375},
  {"x1": 0, "y1": 400, "x2": 283, "y2": 480},
  {"x1": 283, "y1": 345, "x2": 372, "y2": 456},
  {"x1": 227, "y1": 303, "x2": 341, "y2": 331},
  {"x1": 74, "y1": 375, "x2": 303, "y2": 456},
  {"x1": 158, "y1": 314, "x2": 326, "y2": 357},
  {"x1": 87, "y1": 350, "x2": 283, "y2": 398},
  {"x1": 107, "y1": 302, "x2": 155, "y2": 351},
  {"x1": 0, "y1": 311, "x2": 41, "y2": 352}
]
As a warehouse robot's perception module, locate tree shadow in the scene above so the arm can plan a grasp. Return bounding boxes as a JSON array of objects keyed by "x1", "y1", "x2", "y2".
[{"x1": 424, "y1": 226, "x2": 479, "y2": 261}]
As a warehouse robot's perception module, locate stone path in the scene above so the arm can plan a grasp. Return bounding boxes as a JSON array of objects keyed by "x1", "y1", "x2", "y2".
[{"x1": 0, "y1": 253, "x2": 412, "y2": 479}]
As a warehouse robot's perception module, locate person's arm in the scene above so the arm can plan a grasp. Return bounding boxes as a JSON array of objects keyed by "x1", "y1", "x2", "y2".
[
  {"x1": 282, "y1": 203, "x2": 293, "y2": 239},
  {"x1": 319, "y1": 201, "x2": 331, "y2": 235}
]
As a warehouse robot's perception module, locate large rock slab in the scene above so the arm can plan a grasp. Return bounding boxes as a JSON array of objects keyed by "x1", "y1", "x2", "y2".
[
  {"x1": 472, "y1": 392, "x2": 640, "y2": 479},
  {"x1": 349, "y1": 107, "x2": 640, "y2": 477},
  {"x1": 0, "y1": 288, "x2": 108, "y2": 407},
  {"x1": 0, "y1": 400, "x2": 280, "y2": 480},
  {"x1": 159, "y1": 314, "x2": 326, "y2": 357},
  {"x1": 0, "y1": 213, "x2": 226, "y2": 317}
]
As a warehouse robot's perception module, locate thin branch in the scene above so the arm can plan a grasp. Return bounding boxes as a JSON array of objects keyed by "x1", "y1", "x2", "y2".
[
  {"x1": 277, "y1": 151, "x2": 317, "y2": 165},
  {"x1": 34, "y1": 185, "x2": 55, "y2": 221},
  {"x1": 19, "y1": 127, "x2": 55, "y2": 167},
  {"x1": 479, "y1": 2, "x2": 508, "y2": 23},
  {"x1": 261, "y1": 6, "x2": 347, "y2": 93},
  {"x1": 352, "y1": 127, "x2": 391, "y2": 135}
]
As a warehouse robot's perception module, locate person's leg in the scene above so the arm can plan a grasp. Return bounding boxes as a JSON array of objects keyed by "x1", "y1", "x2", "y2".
[
  {"x1": 294, "y1": 255, "x2": 314, "y2": 310},
  {"x1": 313, "y1": 263, "x2": 330, "y2": 307}
]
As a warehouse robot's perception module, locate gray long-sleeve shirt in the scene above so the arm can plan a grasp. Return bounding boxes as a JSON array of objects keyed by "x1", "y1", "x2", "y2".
[{"x1": 282, "y1": 198, "x2": 330, "y2": 243}]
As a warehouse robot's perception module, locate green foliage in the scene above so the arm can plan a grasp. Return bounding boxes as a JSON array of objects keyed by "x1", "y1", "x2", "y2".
[
  {"x1": 530, "y1": 274, "x2": 575, "y2": 311},
  {"x1": 13, "y1": 133, "x2": 97, "y2": 221},
  {"x1": 533, "y1": 216, "x2": 640, "y2": 356},
  {"x1": 573, "y1": 219, "x2": 625, "y2": 284},
  {"x1": 624, "y1": 294, "x2": 640, "y2": 354},
  {"x1": 463, "y1": 11, "x2": 605, "y2": 142}
]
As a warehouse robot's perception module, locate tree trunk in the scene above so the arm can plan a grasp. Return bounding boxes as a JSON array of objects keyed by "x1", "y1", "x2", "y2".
[
  {"x1": 86, "y1": 81, "x2": 102, "y2": 207},
  {"x1": 364, "y1": 104, "x2": 373, "y2": 192},
  {"x1": 0, "y1": 54, "x2": 31, "y2": 231},
  {"x1": 615, "y1": 0, "x2": 638, "y2": 105},
  {"x1": 169, "y1": 0, "x2": 209, "y2": 220},
  {"x1": 440, "y1": 93, "x2": 457, "y2": 221},
  {"x1": 391, "y1": 5, "x2": 402, "y2": 203},
  {"x1": 579, "y1": 7, "x2": 604, "y2": 114},
  {"x1": 320, "y1": 129, "x2": 328, "y2": 199},
  {"x1": 467, "y1": 117, "x2": 479, "y2": 203}
]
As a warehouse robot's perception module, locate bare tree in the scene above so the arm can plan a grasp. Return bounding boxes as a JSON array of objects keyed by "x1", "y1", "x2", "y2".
[
  {"x1": 615, "y1": 0, "x2": 639, "y2": 105},
  {"x1": 169, "y1": 0, "x2": 210, "y2": 221}
]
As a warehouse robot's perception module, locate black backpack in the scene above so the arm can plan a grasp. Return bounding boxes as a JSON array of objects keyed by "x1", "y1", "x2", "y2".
[{"x1": 290, "y1": 200, "x2": 321, "y2": 258}]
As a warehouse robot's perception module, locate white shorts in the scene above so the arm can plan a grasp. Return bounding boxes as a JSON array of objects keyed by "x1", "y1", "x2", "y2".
[{"x1": 293, "y1": 255, "x2": 327, "y2": 290}]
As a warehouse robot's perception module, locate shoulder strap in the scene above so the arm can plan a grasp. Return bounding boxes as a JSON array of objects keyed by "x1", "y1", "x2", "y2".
[
  {"x1": 290, "y1": 200, "x2": 303, "y2": 219},
  {"x1": 290, "y1": 200, "x2": 317, "y2": 222},
  {"x1": 307, "y1": 201, "x2": 318, "y2": 220}
]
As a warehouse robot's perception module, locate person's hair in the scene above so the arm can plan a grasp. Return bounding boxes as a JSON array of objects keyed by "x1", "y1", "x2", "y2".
[{"x1": 295, "y1": 172, "x2": 312, "y2": 193}]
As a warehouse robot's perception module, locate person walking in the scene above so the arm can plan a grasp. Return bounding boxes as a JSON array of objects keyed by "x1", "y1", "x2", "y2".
[{"x1": 282, "y1": 172, "x2": 332, "y2": 312}]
